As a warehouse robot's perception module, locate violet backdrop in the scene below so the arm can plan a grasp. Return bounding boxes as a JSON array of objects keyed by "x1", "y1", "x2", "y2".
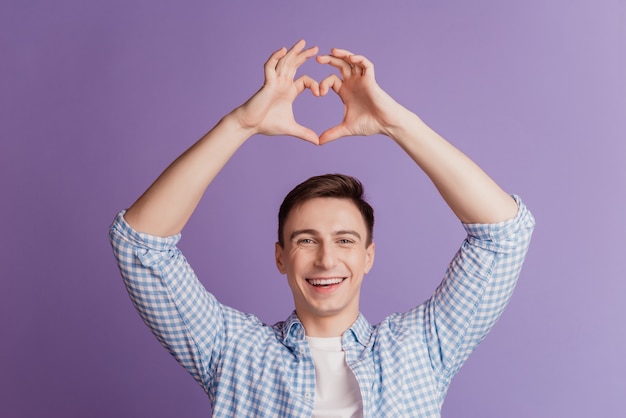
[{"x1": 2, "y1": 1, "x2": 625, "y2": 417}]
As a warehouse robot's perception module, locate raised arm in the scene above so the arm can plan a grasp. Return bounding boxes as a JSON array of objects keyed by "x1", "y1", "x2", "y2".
[
  {"x1": 316, "y1": 49, "x2": 518, "y2": 224},
  {"x1": 125, "y1": 40, "x2": 320, "y2": 236}
]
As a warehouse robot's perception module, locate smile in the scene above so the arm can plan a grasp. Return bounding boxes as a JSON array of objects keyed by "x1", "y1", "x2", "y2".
[{"x1": 306, "y1": 277, "x2": 346, "y2": 287}]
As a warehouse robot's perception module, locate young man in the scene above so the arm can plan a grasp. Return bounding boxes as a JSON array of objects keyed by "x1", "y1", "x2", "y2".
[{"x1": 110, "y1": 40, "x2": 534, "y2": 417}]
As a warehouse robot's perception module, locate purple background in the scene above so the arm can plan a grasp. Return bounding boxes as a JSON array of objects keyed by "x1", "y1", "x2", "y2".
[{"x1": 2, "y1": 1, "x2": 625, "y2": 417}]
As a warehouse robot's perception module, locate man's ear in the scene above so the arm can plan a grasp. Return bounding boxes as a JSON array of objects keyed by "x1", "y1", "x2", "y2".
[
  {"x1": 364, "y1": 242, "x2": 375, "y2": 274},
  {"x1": 275, "y1": 242, "x2": 286, "y2": 274}
]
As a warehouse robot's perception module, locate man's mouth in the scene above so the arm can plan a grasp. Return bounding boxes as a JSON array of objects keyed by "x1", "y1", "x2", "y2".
[{"x1": 306, "y1": 277, "x2": 346, "y2": 287}]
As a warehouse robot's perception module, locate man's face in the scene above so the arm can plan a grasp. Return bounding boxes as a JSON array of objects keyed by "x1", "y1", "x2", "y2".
[{"x1": 275, "y1": 197, "x2": 375, "y2": 327}]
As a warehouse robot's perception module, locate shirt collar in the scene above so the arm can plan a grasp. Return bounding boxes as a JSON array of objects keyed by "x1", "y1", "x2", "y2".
[
  {"x1": 281, "y1": 311, "x2": 306, "y2": 348},
  {"x1": 280, "y1": 311, "x2": 372, "y2": 348},
  {"x1": 346, "y1": 313, "x2": 373, "y2": 347}
]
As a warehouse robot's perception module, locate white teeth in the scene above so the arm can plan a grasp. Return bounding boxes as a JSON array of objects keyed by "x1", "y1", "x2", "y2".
[{"x1": 307, "y1": 278, "x2": 344, "y2": 286}]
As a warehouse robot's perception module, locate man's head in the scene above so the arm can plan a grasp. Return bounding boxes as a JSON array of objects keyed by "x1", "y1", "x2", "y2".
[
  {"x1": 277, "y1": 174, "x2": 374, "y2": 247},
  {"x1": 275, "y1": 174, "x2": 376, "y2": 335}
]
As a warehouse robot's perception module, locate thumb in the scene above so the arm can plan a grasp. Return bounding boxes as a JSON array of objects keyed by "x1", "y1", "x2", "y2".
[
  {"x1": 319, "y1": 124, "x2": 351, "y2": 145},
  {"x1": 289, "y1": 123, "x2": 320, "y2": 145}
]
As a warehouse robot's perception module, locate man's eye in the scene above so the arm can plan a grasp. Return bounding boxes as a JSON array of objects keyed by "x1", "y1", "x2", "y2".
[
  {"x1": 298, "y1": 238, "x2": 314, "y2": 245},
  {"x1": 338, "y1": 239, "x2": 354, "y2": 244}
]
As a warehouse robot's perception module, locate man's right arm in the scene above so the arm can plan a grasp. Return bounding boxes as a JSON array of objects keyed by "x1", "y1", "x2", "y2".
[
  {"x1": 109, "y1": 40, "x2": 320, "y2": 390},
  {"x1": 124, "y1": 40, "x2": 320, "y2": 237}
]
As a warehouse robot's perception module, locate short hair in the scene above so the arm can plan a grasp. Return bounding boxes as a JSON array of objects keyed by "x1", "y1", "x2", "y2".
[{"x1": 277, "y1": 174, "x2": 374, "y2": 247}]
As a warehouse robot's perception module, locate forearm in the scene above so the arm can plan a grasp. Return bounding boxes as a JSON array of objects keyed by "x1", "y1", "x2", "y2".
[
  {"x1": 109, "y1": 212, "x2": 227, "y2": 390},
  {"x1": 125, "y1": 111, "x2": 254, "y2": 237},
  {"x1": 387, "y1": 108, "x2": 518, "y2": 224},
  {"x1": 424, "y1": 196, "x2": 535, "y2": 376},
  {"x1": 124, "y1": 41, "x2": 320, "y2": 237}
]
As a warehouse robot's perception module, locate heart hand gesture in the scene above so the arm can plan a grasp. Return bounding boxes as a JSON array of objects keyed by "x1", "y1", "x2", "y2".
[
  {"x1": 235, "y1": 40, "x2": 410, "y2": 146},
  {"x1": 236, "y1": 40, "x2": 321, "y2": 145}
]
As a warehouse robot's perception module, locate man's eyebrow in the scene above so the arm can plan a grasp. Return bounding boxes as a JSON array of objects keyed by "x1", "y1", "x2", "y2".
[
  {"x1": 334, "y1": 230, "x2": 362, "y2": 240},
  {"x1": 290, "y1": 229, "x2": 319, "y2": 241},
  {"x1": 289, "y1": 229, "x2": 362, "y2": 241}
]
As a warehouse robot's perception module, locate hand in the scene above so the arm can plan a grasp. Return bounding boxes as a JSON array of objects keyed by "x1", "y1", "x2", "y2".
[
  {"x1": 316, "y1": 48, "x2": 407, "y2": 144},
  {"x1": 235, "y1": 40, "x2": 320, "y2": 144}
]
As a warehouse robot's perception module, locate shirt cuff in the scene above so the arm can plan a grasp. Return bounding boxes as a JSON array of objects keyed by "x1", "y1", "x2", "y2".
[
  {"x1": 109, "y1": 210, "x2": 182, "y2": 252},
  {"x1": 461, "y1": 195, "x2": 535, "y2": 252}
]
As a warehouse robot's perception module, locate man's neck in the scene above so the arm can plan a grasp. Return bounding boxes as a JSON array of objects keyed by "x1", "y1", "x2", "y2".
[{"x1": 298, "y1": 311, "x2": 359, "y2": 338}]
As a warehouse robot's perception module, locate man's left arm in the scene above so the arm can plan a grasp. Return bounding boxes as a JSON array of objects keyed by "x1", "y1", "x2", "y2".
[
  {"x1": 317, "y1": 48, "x2": 536, "y2": 379},
  {"x1": 317, "y1": 48, "x2": 518, "y2": 224}
]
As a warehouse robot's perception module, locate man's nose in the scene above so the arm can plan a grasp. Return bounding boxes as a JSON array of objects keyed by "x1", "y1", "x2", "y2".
[{"x1": 314, "y1": 242, "x2": 337, "y2": 269}]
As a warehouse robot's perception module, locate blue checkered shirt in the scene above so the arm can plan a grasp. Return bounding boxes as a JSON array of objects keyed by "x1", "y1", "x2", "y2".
[{"x1": 109, "y1": 196, "x2": 534, "y2": 417}]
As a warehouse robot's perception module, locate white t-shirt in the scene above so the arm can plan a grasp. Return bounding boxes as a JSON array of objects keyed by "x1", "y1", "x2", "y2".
[{"x1": 306, "y1": 336, "x2": 363, "y2": 418}]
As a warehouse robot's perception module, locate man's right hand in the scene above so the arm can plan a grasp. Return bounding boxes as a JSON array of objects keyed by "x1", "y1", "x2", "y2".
[{"x1": 234, "y1": 39, "x2": 321, "y2": 145}]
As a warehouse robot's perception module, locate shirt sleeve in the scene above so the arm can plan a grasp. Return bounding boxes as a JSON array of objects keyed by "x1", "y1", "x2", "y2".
[
  {"x1": 108, "y1": 211, "x2": 259, "y2": 393},
  {"x1": 407, "y1": 195, "x2": 535, "y2": 384}
]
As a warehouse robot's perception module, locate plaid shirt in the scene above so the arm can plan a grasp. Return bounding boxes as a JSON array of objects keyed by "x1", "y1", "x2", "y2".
[{"x1": 109, "y1": 196, "x2": 534, "y2": 417}]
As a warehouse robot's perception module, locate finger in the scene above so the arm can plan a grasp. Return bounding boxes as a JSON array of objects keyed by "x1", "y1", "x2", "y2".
[
  {"x1": 289, "y1": 123, "x2": 320, "y2": 145},
  {"x1": 316, "y1": 54, "x2": 352, "y2": 79},
  {"x1": 347, "y1": 54, "x2": 375, "y2": 78},
  {"x1": 329, "y1": 47, "x2": 356, "y2": 59},
  {"x1": 277, "y1": 39, "x2": 307, "y2": 72},
  {"x1": 264, "y1": 47, "x2": 287, "y2": 80},
  {"x1": 347, "y1": 54, "x2": 363, "y2": 76},
  {"x1": 286, "y1": 39, "x2": 307, "y2": 56},
  {"x1": 294, "y1": 45, "x2": 319, "y2": 68},
  {"x1": 295, "y1": 75, "x2": 320, "y2": 96},
  {"x1": 331, "y1": 48, "x2": 369, "y2": 76},
  {"x1": 319, "y1": 124, "x2": 351, "y2": 145},
  {"x1": 277, "y1": 41, "x2": 318, "y2": 81},
  {"x1": 319, "y1": 74, "x2": 342, "y2": 97},
  {"x1": 330, "y1": 47, "x2": 357, "y2": 67},
  {"x1": 284, "y1": 45, "x2": 319, "y2": 80}
]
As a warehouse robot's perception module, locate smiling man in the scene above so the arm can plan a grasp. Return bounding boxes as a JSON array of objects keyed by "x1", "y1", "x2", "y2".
[
  {"x1": 110, "y1": 40, "x2": 535, "y2": 417},
  {"x1": 276, "y1": 177, "x2": 376, "y2": 338}
]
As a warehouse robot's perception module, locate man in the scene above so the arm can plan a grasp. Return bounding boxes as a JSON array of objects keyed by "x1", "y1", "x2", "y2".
[{"x1": 110, "y1": 40, "x2": 534, "y2": 417}]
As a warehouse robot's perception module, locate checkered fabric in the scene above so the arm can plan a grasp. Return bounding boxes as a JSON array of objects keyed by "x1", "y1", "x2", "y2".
[{"x1": 109, "y1": 196, "x2": 534, "y2": 417}]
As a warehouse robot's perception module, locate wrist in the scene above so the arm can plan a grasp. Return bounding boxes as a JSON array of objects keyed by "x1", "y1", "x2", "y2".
[
  {"x1": 382, "y1": 107, "x2": 424, "y2": 141},
  {"x1": 224, "y1": 107, "x2": 260, "y2": 139}
]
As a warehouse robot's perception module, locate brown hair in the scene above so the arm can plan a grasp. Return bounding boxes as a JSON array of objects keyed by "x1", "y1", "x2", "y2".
[{"x1": 277, "y1": 174, "x2": 374, "y2": 247}]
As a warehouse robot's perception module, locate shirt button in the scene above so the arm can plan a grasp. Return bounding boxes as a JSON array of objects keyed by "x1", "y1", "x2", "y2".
[{"x1": 304, "y1": 393, "x2": 311, "y2": 398}]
